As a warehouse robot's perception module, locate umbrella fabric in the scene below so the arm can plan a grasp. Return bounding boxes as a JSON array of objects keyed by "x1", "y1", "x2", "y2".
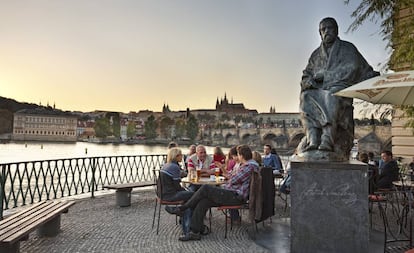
[{"x1": 334, "y1": 70, "x2": 414, "y2": 105}]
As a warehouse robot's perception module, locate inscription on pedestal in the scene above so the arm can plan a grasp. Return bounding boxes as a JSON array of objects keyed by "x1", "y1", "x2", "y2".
[{"x1": 291, "y1": 161, "x2": 368, "y2": 253}]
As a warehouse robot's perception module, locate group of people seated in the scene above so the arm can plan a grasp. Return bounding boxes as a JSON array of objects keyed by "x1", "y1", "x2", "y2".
[{"x1": 158, "y1": 143, "x2": 283, "y2": 241}]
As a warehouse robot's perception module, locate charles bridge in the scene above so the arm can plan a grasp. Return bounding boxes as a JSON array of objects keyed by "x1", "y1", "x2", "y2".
[{"x1": 204, "y1": 125, "x2": 391, "y2": 153}]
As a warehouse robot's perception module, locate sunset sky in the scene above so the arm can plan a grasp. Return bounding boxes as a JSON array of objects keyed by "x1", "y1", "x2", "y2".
[{"x1": 0, "y1": 1, "x2": 390, "y2": 113}]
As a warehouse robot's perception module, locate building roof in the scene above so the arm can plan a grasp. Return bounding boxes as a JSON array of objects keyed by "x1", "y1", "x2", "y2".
[{"x1": 15, "y1": 107, "x2": 77, "y2": 117}]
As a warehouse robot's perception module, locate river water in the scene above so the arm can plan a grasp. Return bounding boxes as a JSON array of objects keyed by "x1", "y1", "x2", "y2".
[{"x1": 0, "y1": 142, "x2": 226, "y2": 164}]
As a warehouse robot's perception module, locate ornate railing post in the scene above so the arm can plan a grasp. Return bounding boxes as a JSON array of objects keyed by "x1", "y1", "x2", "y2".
[
  {"x1": 0, "y1": 164, "x2": 5, "y2": 220},
  {"x1": 91, "y1": 157, "x2": 96, "y2": 198}
]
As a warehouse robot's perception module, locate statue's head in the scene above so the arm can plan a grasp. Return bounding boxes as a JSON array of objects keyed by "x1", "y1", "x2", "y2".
[{"x1": 319, "y1": 17, "x2": 338, "y2": 46}]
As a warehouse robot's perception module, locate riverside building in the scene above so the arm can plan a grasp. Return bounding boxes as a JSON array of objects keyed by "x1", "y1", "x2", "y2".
[{"x1": 12, "y1": 107, "x2": 78, "y2": 142}]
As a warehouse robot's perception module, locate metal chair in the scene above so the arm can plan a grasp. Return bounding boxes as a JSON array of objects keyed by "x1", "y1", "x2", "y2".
[
  {"x1": 217, "y1": 204, "x2": 245, "y2": 238},
  {"x1": 216, "y1": 168, "x2": 260, "y2": 239},
  {"x1": 275, "y1": 172, "x2": 290, "y2": 213},
  {"x1": 376, "y1": 183, "x2": 413, "y2": 253},
  {"x1": 151, "y1": 169, "x2": 183, "y2": 235},
  {"x1": 369, "y1": 192, "x2": 387, "y2": 229}
]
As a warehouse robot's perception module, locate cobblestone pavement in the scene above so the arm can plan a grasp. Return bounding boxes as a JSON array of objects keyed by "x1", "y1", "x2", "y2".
[{"x1": 18, "y1": 189, "x2": 290, "y2": 253}]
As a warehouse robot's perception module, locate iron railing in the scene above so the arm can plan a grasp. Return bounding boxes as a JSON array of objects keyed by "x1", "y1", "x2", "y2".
[{"x1": 0, "y1": 154, "x2": 166, "y2": 219}]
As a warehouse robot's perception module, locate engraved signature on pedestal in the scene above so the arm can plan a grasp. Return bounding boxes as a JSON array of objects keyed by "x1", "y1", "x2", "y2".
[{"x1": 301, "y1": 183, "x2": 358, "y2": 205}]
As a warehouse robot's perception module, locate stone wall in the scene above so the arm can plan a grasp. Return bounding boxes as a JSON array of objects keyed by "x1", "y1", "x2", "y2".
[{"x1": 391, "y1": 6, "x2": 414, "y2": 163}]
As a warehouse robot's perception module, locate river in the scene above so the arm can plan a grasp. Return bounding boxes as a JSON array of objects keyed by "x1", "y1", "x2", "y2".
[{"x1": 0, "y1": 141, "x2": 228, "y2": 164}]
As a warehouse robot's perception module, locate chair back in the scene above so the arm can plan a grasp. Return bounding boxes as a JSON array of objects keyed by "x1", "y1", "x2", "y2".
[
  {"x1": 152, "y1": 169, "x2": 162, "y2": 198},
  {"x1": 260, "y1": 166, "x2": 275, "y2": 220},
  {"x1": 379, "y1": 183, "x2": 413, "y2": 250},
  {"x1": 248, "y1": 167, "x2": 262, "y2": 222}
]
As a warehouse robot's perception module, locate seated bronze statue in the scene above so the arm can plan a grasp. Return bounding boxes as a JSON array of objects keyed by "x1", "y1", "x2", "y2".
[{"x1": 297, "y1": 17, "x2": 379, "y2": 161}]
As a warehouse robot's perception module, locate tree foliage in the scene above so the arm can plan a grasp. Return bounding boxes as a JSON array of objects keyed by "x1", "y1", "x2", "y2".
[
  {"x1": 345, "y1": 0, "x2": 396, "y2": 42},
  {"x1": 197, "y1": 113, "x2": 216, "y2": 123},
  {"x1": 345, "y1": 0, "x2": 414, "y2": 128},
  {"x1": 127, "y1": 121, "x2": 136, "y2": 138},
  {"x1": 159, "y1": 116, "x2": 174, "y2": 138},
  {"x1": 144, "y1": 115, "x2": 158, "y2": 139},
  {"x1": 105, "y1": 112, "x2": 120, "y2": 138},
  {"x1": 220, "y1": 114, "x2": 230, "y2": 121},
  {"x1": 175, "y1": 118, "x2": 186, "y2": 139},
  {"x1": 0, "y1": 109, "x2": 13, "y2": 133},
  {"x1": 94, "y1": 117, "x2": 111, "y2": 138},
  {"x1": 186, "y1": 114, "x2": 199, "y2": 141},
  {"x1": 401, "y1": 105, "x2": 414, "y2": 130}
]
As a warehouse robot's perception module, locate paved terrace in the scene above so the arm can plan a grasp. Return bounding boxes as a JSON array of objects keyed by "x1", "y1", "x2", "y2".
[
  {"x1": 7, "y1": 188, "x2": 388, "y2": 253},
  {"x1": 14, "y1": 188, "x2": 291, "y2": 253}
]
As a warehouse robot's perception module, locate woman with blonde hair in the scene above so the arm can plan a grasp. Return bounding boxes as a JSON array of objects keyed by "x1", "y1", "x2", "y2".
[
  {"x1": 159, "y1": 147, "x2": 194, "y2": 239},
  {"x1": 160, "y1": 147, "x2": 192, "y2": 202}
]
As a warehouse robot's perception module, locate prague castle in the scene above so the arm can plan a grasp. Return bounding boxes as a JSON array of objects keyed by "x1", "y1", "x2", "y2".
[{"x1": 215, "y1": 93, "x2": 256, "y2": 115}]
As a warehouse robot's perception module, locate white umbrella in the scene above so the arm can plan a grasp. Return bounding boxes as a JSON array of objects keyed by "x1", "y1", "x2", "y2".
[{"x1": 334, "y1": 70, "x2": 414, "y2": 105}]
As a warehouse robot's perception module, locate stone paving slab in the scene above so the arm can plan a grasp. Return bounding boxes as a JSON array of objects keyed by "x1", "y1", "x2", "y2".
[{"x1": 18, "y1": 189, "x2": 282, "y2": 253}]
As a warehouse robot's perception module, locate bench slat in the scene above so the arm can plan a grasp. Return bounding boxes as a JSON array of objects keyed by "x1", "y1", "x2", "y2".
[
  {"x1": 4, "y1": 201, "x2": 75, "y2": 243},
  {"x1": 103, "y1": 181, "x2": 154, "y2": 190},
  {"x1": 0, "y1": 201, "x2": 65, "y2": 241},
  {"x1": 0, "y1": 201, "x2": 50, "y2": 229},
  {"x1": 0, "y1": 201, "x2": 74, "y2": 243},
  {"x1": 0, "y1": 201, "x2": 56, "y2": 231},
  {"x1": 0, "y1": 201, "x2": 75, "y2": 243}
]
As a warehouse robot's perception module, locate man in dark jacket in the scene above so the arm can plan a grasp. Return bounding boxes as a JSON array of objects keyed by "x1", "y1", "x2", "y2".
[{"x1": 377, "y1": 150, "x2": 399, "y2": 189}]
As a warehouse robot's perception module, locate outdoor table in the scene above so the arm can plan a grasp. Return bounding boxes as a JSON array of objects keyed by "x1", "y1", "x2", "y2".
[{"x1": 181, "y1": 176, "x2": 227, "y2": 185}]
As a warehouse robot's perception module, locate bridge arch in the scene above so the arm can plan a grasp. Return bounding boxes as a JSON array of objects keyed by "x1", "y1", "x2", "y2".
[
  {"x1": 263, "y1": 133, "x2": 289, "y2": 149},
  {"x1": 263, "y1": 133, "x2": 276, "y2": 141},
  {"x1": 225, "y1": 133, "x2": 238, "y2": 146},
  {"x1": 241, "y1": 133, "x2": 251, "y2": 144},
  {"x1": 289, "y1": 132, "x2": 305, "y2": 149},
  {"x1": 241, "y1": 133, "x2": 261, "y2": 147},
  {"x1": 212, "y1": 132, "x2": 223, "y2": 142}
]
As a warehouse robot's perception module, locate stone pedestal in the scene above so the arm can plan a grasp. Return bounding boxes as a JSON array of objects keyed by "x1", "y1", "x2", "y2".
[{"x1": 290, "y1": 160, "x2": 368, "y2": 253}]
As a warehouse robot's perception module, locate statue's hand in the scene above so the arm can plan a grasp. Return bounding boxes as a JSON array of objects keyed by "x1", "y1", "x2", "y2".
[
  {"x1": 313, "y1": 71, "x2": 324, "y2": 83},
  {"x1": 301, "y1": 80, "x2": 316, "y2": 91}
]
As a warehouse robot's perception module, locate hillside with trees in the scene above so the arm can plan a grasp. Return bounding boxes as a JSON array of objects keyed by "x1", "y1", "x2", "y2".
[{"x1": 0, "y1": 96, "x2": 42, "y2": 134}]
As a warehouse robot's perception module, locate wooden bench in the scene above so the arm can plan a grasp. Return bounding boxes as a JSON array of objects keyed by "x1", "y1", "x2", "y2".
[
  {"x1": 103, "y1": 181, "x2": 155, "y2": 207},
  {"x1": 0, "y1": 200, "x2": 75, "y2": 253}
]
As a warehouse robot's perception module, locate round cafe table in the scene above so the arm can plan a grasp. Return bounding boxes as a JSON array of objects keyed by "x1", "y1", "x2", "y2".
[{"x1": 181, "y1": 176, "x2": 227, "y2": 186}]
